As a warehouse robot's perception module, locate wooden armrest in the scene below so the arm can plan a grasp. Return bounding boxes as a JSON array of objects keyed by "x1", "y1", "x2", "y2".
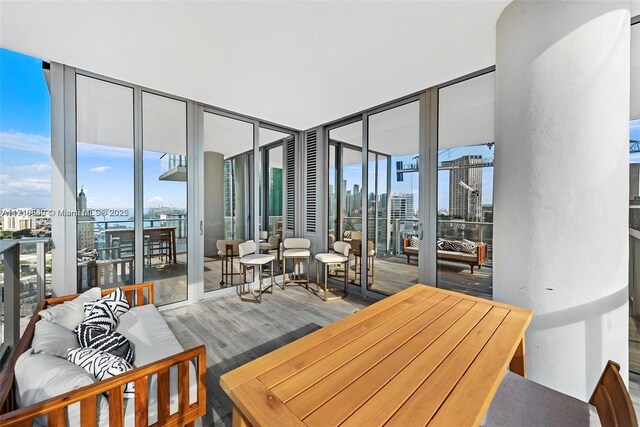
[{"x1": 0, "y1": 345, "x2": 207, "y2": 427}]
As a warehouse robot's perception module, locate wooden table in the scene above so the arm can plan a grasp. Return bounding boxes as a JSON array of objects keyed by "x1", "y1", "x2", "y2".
[{"x1": 220, "y1": 284, "x2": 532, "y2": 427}]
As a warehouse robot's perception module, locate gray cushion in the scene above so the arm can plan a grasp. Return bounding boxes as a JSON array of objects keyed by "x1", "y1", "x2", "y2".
[
  {"x1": 38, "y1": 287, "x2": 102, "y2": 331},
  {"x1": 15, "y1": 349, "x2": 109, "y2": 426},
  {"x1": 117, "y1": 305, "x2": 197, "y2": 424},
  {"x1": 437, "y1": 250, "x2": 477, "y2": 261},
  {"x1": 482, "y1": 371, "x2": 601, "y2": 426},
  {"x1": 32, "y1": 319, "x2": 79, "y2": 358}
]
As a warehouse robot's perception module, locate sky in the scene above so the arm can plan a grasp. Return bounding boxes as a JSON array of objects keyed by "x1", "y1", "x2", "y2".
[
  {"x1": 0, "y1": 48, "x2": 51, "y2": 208},
  {"x1": 0, "y1": 47, "x2": 186, "y2": 211}
]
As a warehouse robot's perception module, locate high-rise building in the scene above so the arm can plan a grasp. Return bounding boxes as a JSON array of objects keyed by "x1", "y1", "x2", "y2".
[
  {"x1": 1, "y1": 211, "x2": 36, "y2": 231},
  {"x1": 77, "y1": 187, "x2": 95, "y2": 250},
  {"x1": 444, "y1": 155, "x2": 483, "y2": 222},
  {"x1": 630, "y1": 164, "x2": 640, "y2": 201},
  {"x1": 389, "y1": 193, "x2": 414, "y2": 220}
]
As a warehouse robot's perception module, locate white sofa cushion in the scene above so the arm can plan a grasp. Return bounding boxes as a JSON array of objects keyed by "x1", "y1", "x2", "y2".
[
  {"x1": 31, "y1": 319, "x2": 79, "y2": 358},
  {"x1": 116, "y1": 305, "x2": 198, "y2": 425},
  {"x1": 15, "y1": 349, "x2": 109, "y2": 426},
  {"x1": 39, "y1": 287, "x2": 102, "y2": 331}
]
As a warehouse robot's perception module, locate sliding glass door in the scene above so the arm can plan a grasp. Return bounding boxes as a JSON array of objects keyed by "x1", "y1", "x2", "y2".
[{"x1": 202, "y1": 112, "x2": 254, "y2": 293}]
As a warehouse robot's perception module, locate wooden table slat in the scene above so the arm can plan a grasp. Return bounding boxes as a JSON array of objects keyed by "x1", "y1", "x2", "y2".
[
  {"x1": 426, "y1": 310, "x2": 532, "y2": 427},
  {"x1": 288, "y1": 297, "x2": 470, "y2": 419},
  {"x1": 229, "y1": 378, "x2": 305, "y2": 427},
  {"x1": 379, "y1": 306, "x2": 510, "y2": 426},
  {"x1": 220, "y1": 285, "x2": 533, "y2": 427},
  {"x1": 305, "y1": 300, "x2": 494, "y2": 426},
  {"x1": 266, "y1": 295, "x2": 447, "y2": 402},
  {"x1": 266, "y1": 292, "x2": 449, "y2": 398},
  {"x1": 220, "y1": 284, "x2": 430, "y2": 392}
]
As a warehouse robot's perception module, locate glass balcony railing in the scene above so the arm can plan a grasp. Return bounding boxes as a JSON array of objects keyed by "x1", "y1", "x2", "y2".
[
  {"x1": 1, "y1": 238, "x2": 52, "y2": 357},
  {"x1": 160, "y1": 153, "x2": 186, "y2": 174},
  {"x1": 76, "y1": 218, "x2": 188, "y2": 259}
]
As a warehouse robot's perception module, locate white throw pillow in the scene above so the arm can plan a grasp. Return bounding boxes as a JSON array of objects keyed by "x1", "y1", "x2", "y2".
[
  {"x1": 31, "y1": 320, "x2": 79, "y2": 358},
  {"x1": 15, "y1": 349, "x2": 109, "y2": 425},
  {"x1": 38, "y1": 287, "x2": 102, "y2": 331}
]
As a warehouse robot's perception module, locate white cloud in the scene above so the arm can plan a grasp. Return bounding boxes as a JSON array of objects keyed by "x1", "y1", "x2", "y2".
[
  {"x1": 0, "y1": 163, "x2": 52, "y2": 207},
  {"x1": 147, "y1": 196, "x2": 168, "y2": 206},
  {"x1": 89, "y1": 166, "x2": 111, "y2": 173},
  {"x1": 0, "y1": 132, "x2": 50, "y2": 154}
]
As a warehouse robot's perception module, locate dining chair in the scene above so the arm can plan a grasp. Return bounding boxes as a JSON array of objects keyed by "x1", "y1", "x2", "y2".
[
  {"x1": 589, "y1": 360, "x2": 638, "y2": 427},
  {"x1": 483, "y1": 360, "x2": 634, "y2": 427}
]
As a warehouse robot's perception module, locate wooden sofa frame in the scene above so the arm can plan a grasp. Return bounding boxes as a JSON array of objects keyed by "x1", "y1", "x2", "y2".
[
  {"x1": 0, "y1": 282, "x2": 207, "y2": 427},
  {"x1": 402, "y1": 238, "x2": 488, "y2": 274}
]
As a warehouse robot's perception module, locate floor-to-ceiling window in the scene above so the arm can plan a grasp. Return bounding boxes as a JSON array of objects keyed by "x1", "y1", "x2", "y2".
[
  {"x1": 76, "y1": 75, "x2": 135, "y2": 292},
  {"x1": 202, "y1": 112, "x2": 254, "y2": 293},
  {"x1": 259, "y1": 127, "x2": 290, "y2": 238},
  {"x1": 142, "y1": 92, "x2": 188, "y2": 305},
  {"x1": 328, "y1": 120, "x2": 363, "y2": 285},
  {"x1": 0, "y1": 48, "x2": 53, "y2": 319},
  {"x1": 367, "y1": 101, "x2": 420, "y2": 295},
  {"x1": 437, "y1": 72, "x2": 494, "y2": 299}
]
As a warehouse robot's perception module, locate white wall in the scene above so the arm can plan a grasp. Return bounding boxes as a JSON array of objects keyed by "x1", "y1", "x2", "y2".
[{"x1": 495, "y1": 0, "x2": 630, "y2": 400}]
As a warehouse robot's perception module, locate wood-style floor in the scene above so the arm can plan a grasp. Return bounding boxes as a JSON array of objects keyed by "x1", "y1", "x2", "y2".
[{"x1": 162, "y1": 285, "x2": 372, "y2": 426}]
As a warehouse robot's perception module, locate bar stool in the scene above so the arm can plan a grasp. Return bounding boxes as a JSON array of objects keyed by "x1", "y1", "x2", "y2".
[
  {"x1": 315, "y1": 241, "x2": 350, "y2": 301},
  {"x1": 259, "y1": 235, "x2": 281, "y2": 274},
  {"x1": 282, "y1": 238, "x2": 311, "y2": 289},
  {"x1": 217, "y1": 239, "x2": 243, "y2": 287},
  {"x1": 237, "y1": 241, "x2": 275, "y2": 303},
  {"x1": 352, "y1": 240, "x2": 375, "y2": 286}
]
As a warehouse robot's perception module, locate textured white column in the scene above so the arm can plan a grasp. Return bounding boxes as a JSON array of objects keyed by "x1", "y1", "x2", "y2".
[{"x1": 495, "y1": 1, "x2": 630, "y2": 400}]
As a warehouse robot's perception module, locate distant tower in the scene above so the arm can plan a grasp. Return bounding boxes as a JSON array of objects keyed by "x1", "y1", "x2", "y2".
[
  {"x1": 445, "y1": 155, "x2": 483, "y2": 222},
  {"x1": 77, "y1": 187, "x2": 95, "y2": 250}
]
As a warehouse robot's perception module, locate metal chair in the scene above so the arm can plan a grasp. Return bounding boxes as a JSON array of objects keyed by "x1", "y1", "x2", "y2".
[
  {"x1": 282, "y1": 238, "x2": 311, "y2": 289},
  {"x1": 217, "y1": 239, "x2": 244, "y2": 286},
  {"x1": 237, "y1": 241, "x2": 275, "y2": 303},
  {"x1": 259, "y1": 235, "x2": 281, "y2": 274},
  {"x1": 352, "y1": 240, "x2": 375, "y2": 286},
  {"x1": 314, "y1": 241, "x2": 350, "y2": 301}
]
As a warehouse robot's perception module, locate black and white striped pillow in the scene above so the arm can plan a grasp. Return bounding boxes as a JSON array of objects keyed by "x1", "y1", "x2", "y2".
[
  {"x1": 83, "y1": 288, "x2": 130, "y2": 318},
  {"x1": 441, "y1": 239, "x2": 462, "y2": 252},
  {"x1": 76, "y1": 323, "x2": 134, "y2": 364},
  {"x1": 81, "y1": 299, "x2": 117, "y2": 332},
  {"x1": 410, "y1": 237, "x2": 420, "y2": 248},
  {"x1": 67, "y1": 348, "x2": 135, "y2": 398}
]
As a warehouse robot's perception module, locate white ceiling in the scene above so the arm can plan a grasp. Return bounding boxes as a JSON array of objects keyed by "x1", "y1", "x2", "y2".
[{"x1": 0, "y1": 0, "x2": 512, "y2": 130}]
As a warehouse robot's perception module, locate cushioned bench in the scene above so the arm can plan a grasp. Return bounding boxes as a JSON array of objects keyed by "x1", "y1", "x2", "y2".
[
  {"x1": 403, "y1": 237, "x2": 488, "y2": 274},
  {"x1": 0, "y1": 282, "x2": 206, "y2": 427}
]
